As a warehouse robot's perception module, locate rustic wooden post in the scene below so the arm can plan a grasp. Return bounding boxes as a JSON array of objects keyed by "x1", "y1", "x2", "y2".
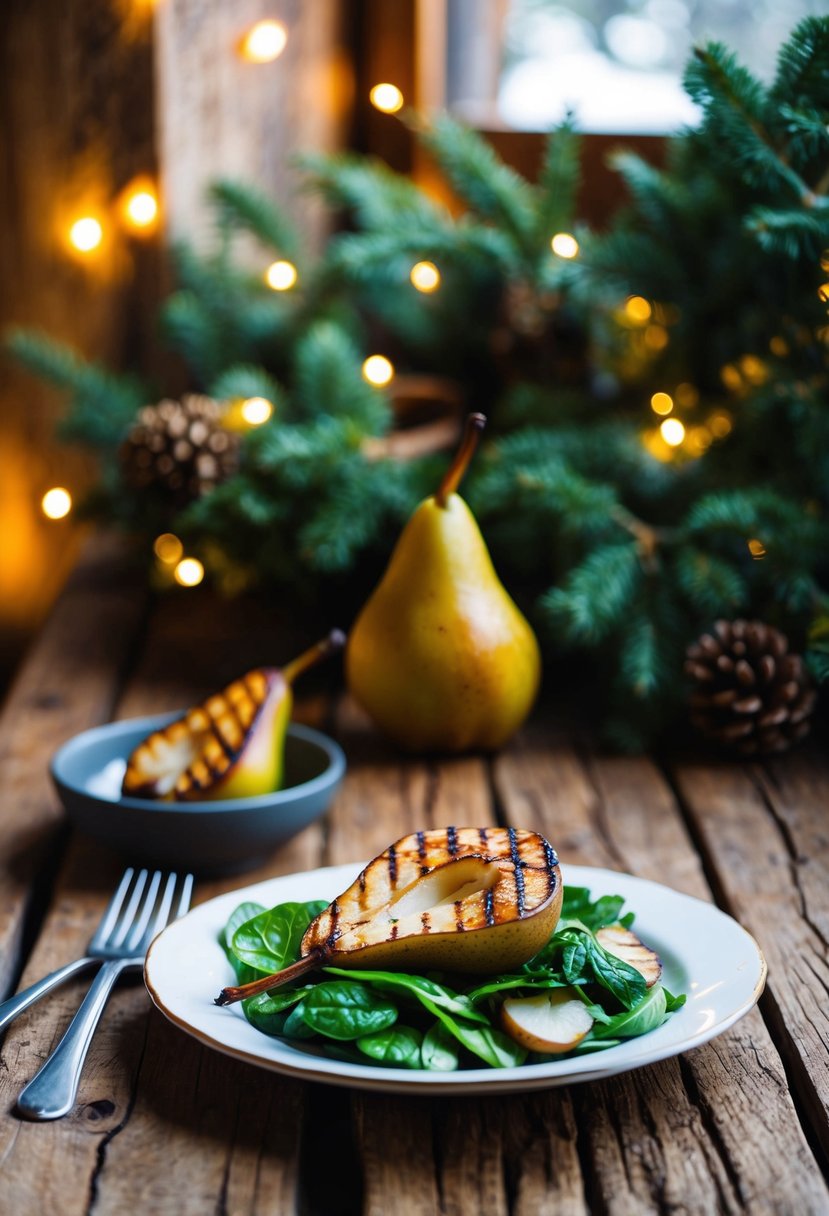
[{"x1": 0, "y1": 0, "x2": 349, "y2": 681}]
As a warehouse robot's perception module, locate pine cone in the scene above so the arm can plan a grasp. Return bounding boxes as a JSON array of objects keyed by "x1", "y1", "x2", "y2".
[
  {"x1": 121, "y1": 395, "x2": 239, "y2": 504},
  {"x1": 685, "y1": 619, "x2": 817, "y2": 756}
]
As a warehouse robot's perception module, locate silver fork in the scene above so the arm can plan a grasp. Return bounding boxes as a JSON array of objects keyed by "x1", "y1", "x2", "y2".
[
  {"x1": 15, "y1": 868, "x2": 193, "y2": 1121},
  {"x1": 0, "y1": 868, "x2": 153, "y2": 1035}
]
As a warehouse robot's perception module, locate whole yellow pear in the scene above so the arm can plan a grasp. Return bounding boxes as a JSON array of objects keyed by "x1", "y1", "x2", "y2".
[{"x1": 346, "y1": 415, "x2": 541, "y2": 752}]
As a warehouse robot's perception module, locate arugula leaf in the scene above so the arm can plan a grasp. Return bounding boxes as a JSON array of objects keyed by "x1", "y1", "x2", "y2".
[
  {"x1": 299, "y1": 982, "x2": 398, "y2": 1040},
  {"x1": 357, "y1": 1026, "x2": 423, "y2": 1068},
  {"x1": 663, "y1": 988, "x2": 687, "y2": 1013}
]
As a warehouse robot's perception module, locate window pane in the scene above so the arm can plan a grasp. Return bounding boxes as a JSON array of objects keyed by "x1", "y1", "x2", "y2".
[{"x1": 492, "y1": 0, "x2": 826, "y2": 133}]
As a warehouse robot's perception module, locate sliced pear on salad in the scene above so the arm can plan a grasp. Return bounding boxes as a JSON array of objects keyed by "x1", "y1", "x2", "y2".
[
  {"x1": 501, "y1": 987, "x2": 595, "y2": 1054},
  {"x1": 215, "y1": 826, "x2": 563, "y2": 1005},
  {"x1": 595, "y1": 924, "x2": 663, "y2": 988}
]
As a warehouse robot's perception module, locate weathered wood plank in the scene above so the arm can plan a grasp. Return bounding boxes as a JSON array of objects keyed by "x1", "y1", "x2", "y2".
[
  {"x1": 494, "y1": 724, "x2": 829, "y2": 1215},
  {"x1": 0, "y1": 537, "x2": 148, "y2": 1001},
  {"x1": 85, "y1": 597, "x2": 329, "y2": 1215},
  {"x1": 671, "y1": 747, "x2": 829, "y2": 1166}
]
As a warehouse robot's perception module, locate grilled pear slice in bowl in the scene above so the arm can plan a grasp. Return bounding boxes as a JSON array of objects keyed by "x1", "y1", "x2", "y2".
[
  {"x1": 216, "y1": 826, "x2": 563, "y2": 1004},
  {"x1": 122, "y1": 631, "x2": 344, "y2": 802}
]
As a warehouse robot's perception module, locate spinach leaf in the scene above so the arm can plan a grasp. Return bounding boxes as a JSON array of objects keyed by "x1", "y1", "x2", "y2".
[
  {"x1": 322, "y1": 967, "x2": 489, "y2": 1024},
  {"x1": 231, "y1": 901, "x2": 318, "y2": 973},
  {"x1": 466, "y1": 975, "x2": 570, "y2": 1003},
  {"x1": 585, "y1": 938, "x2": 647, "y2": 1009},
  {"x1": 593, "y1": 984, "x2": 667, "y2": 1039},
  {"x1": 421, "y1": 1023, "x2": 460, "y2": 1072},
  {"x1": 357, "y1": 1026, "x2": 423, "y2": 1068},
  {"x1": 420, "y1": 996, "x2": 528, "y2": 1069},
  {"x1": 562, "y1": 939, "x2": 587, "y2": 982},
  {"x1": 243, "y1": 986, "x2": 311, "y2": 1036},
  {"x1": 664, "y1": 988, "x2": 687, "y2": 1013},
  {"x1": 562, "y1": 889, "x2": 629, "y2": 930},
  {"x1": 283, "y1": 1001, "x2": 318, "y2": 1039},
  {"x1": 222, "y1": 901, "x2": 267, "y2": 982},
  {"x1": 299, "y1": 982, "x2": 398, "y2": 1040}
]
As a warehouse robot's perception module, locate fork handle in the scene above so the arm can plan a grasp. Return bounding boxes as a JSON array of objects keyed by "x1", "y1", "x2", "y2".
[
  {"x1": 0, "y1": 958, "x2": 97, "y2": 1034},
  {"x1": 16, "y1": 957, "x2": 134, "y2": 1121}
]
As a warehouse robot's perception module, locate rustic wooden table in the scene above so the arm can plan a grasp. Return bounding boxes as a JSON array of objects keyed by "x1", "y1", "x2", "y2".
[{"x1": 0, "y1": 541, "x2": 827, "y2": 1215}]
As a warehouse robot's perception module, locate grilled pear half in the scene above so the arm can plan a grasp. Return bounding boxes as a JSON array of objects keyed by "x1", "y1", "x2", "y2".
[
  {"x1": 122, "y1": 631, "x2": 344, "y2": 802},
  {"x1": 216, "y1": 826, "x2": 562, "y2": 1005}
]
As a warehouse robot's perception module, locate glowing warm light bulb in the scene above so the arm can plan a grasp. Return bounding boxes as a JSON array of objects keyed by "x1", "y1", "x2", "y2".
[
  {"x1": 644, "y1": 324, "x2": 668, "y2": 351},
  {"x1": 239, "y1": 19, "x2": 288, "y2": 63},
  {"x1": 708, "y1": 410, "x2": 733, "y2": 439},
  {"x1": 674, "y1": 382, "x2": 699, "y2": 409},
  {"x1": 370, "y1": 83, "x2": 404, "y2": 113},
  {"x1": 241, "y1": 396, "x2": 274, "y2": 425},
  {"x1": 410, "y1": 261, "x2": 440, "y2": 293},
  {"x1": 625, "y1": 296, "x2": 652, "y2": 324},
  {"x1": 660, "y1": 418, "x2": 685, "y2": 447},
  {"x1": 551, "y1": 232, "x2": 579, "y2": 259},
  {"x1": 362, "y1": 354, "x2": 394, "y2": 386},
  {"x1": 41, "y1": 487, "x2": 72, "y2": 520},
  {"x1": 265, "y1": 259, "x2": 298, "y2": 291},
  {"x1": 650, "y1": 392, "x2": 673, "y2": 416},
  {"x1": 154, "y1": 533, "x2": 184, "y2": 564},
  {"x1": 69, "y1": 217, "x2": 103, "y2": 253},
  {"x1": 174, "y1": 557, "x2": 205, "y2": 587}
]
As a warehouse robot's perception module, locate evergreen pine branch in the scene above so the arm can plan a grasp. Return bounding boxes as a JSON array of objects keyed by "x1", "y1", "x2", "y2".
[
  {"x1": 300, "y1": 152, "x2": 446, "y2": 231},
  {"x1": 321, "y1": 224, "x2": 512, "y2": 289},
  {"x1": 535, "y1": 117, "x2": 581, "y2": 244},
  {"x1": 411, "y1": 112, "x2": 538, "y2": 261},
  {"x1": 608, "y1": 152, "x2": 692, "y2": 232},
  {"x1": 779, "y1": 103, "x2": 829, "y2": 164},
  {"x1": 771, "y1": 16, "x2": 829, "y2": 111},
  {"x1": 684, "y1": 43, "x2": 812, "y2": 202},
  {"x1": 160, "y1": 291, "x2": 232, "y2": 385},
  {"x1": 208, "y1": 364, "x2": 286, "y2": 409},
  {"x1": 209, "y1": 179, "x2": 300, "y2": 259},
  {"x1": 747, "y1": 204, "x2": 829, "y2": 257},
  {"x1": 673, "y1": 546, "x2": 747, "y2": 617},
  {"x1": 5, "y1": 328, "x2": 147, "y2": 448},
  {"x1": 292, "y1": 322, "x2": 390, "y2": 434},
  {"x1": 540, "y1": 543, "x2": 642, "y2": 643}
]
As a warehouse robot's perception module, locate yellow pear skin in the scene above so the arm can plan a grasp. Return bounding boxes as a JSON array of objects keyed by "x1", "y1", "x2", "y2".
[{"x1": 346, "y1": 416, "x2": 541, "y2": 753}]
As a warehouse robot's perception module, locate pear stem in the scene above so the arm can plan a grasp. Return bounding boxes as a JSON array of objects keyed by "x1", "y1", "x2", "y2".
[
  {"x1": 214, "y1": 952, "x2": 324, "y2": 1006},
  {"x1": 282, "y1": 629, "x2": 346, "y2": 685},
  {"x1": 434, "y1": 412, "x2": 486, "y2": 508}
]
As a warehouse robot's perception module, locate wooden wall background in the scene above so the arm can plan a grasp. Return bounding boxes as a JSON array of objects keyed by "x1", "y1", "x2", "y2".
[{"x1": 0, "y1": 0, "x2": 348, "y2": 686}]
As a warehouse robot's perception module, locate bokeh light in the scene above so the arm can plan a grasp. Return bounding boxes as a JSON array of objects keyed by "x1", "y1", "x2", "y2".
[
  {"x1": 410, "y1": 261, "x2": 441, "y2": 293},
  {"x1": 362, "y1": 355, "x2": 394, "y2": 386},
  {"x1": 551, "y1": 232, "x2": 579, "y2": 259},
  {"x1": 370, "y1": 83, "x2": 404, "y2": 113},
  {"x1": 660, "y1": 418, "x2": 685, "y2": 446},
  {"x1": 69, "y1": 217, "x2": 103, "y2": 253},
  {"x1": 41, "y1": 487, "x2": 72, "y2": 520},
  {"x1": 154, "y1": 533, "x2": 184, "y2": 564},
  {"x1": 174, "y1": 557, "x2": 205, "y2": 587},
  {"x1": 241, "y1": 396, "x2": 274, "y2": 425},
  {"x1": 239, "y1": 20, "x2": 288, "y2": 63}
]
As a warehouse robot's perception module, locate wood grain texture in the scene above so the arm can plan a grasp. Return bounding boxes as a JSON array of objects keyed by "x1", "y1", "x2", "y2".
[
  {"x1": 671, "y1": 748, "x2": 829, "y2": 1167},
  {"x1": 0, "y1": 537, "x2": 148, "y2": 1001},
  {"x1": 494, "y1": 723, "x2": 829, "y2": 1215}
]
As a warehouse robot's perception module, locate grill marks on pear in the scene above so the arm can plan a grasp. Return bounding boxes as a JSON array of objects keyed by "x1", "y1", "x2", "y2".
[
  {"x1": 123, "y1": 669, "x2": 280, "y2": 799},
  {"x1": 301, "y1": 826, "x2": 561, "y2": 967}
]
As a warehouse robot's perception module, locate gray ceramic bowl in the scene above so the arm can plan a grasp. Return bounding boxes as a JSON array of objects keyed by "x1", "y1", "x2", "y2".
[{"x1": 51, "y1": 713, "x2": 346, "y2": 875}]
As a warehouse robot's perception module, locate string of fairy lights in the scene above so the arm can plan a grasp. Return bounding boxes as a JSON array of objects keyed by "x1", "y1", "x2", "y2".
[{"x1": 42, "y1": 12, "x2": 772, "y2": 580}]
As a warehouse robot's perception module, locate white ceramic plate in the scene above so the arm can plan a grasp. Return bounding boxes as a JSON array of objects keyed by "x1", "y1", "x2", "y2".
[{"x1": 144, "y1": 862, "x2": 767, "y2": 1095}]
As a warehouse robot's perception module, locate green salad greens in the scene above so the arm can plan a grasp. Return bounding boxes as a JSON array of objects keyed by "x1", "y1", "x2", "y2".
[{"x1": 219, "y1": 887, "x2": 685, "y2": 1071}]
